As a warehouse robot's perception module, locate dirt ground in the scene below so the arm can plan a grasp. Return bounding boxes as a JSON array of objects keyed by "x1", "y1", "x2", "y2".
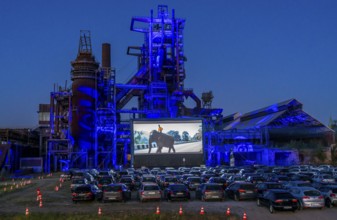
[{"x1": 0, "y1": 174, "x2": 336, "y2": 220}]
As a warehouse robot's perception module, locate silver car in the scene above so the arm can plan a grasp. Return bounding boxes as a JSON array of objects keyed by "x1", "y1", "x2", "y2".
[
  {"x1": 138, "y1": 183, "x2": 161, "y2": 202},
  {"x1": 289, "y1": 187, "x2": 324, "y2": 210},
  {"x1": 318, "y1": 185, "x2": 337, "y2": 208}
]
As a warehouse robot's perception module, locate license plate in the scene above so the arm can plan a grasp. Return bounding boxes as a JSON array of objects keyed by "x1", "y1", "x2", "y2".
[
  {"x1": 148, "y1": 192, "x2": 155, "y2": 195},
  {"x1": 177, "y1": 193, "x2": 183, "y2": 195},
  {"x1": 212, "y1": 196, "x2": 219, "y2": 198},
  {"x1": 246, "y1": 191, "x2": 253, "y2": 193},
  {"x1": 284, "y1": 206, "x2": 292, "y2": 209},
  {"x1": 79, "y1": 193, "x2": 86, "y2": 196}
]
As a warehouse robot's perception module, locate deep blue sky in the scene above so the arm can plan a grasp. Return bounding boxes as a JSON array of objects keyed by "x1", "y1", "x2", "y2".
[{"x1": 1, "y1": 0, "x2": 337, "y2": 128}]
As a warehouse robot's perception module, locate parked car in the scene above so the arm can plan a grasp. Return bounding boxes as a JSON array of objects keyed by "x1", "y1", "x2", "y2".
[
  {"x1": 97, "y1": 177, "x2": 114, "y2": 189},
  {"x1": 255, "y1": 182, "x2": 283, "y2": 197},
  {"x1": 318, "y1": 185, "x2": 337, "y2": 208},
  {"x1": 288, "y1": 187, "x2": 325, "y2": 210},
  {"x1": 283, "y1": 181, "x2": 312, "y2": 189},
  {"x1": 207, "y1": 177, "x2": 227, "y2": 189},
  {"x1": 163, "y1": 184, "x2": 190, "y2": 201},
  {"x1": 72, "y1": 184, "x2": 102, "y2": 203},
  {"x1": 138, "y1": 183, "x2": 162, "y2": 202},
  {"x1": 70, "y1": 178, "x2": 88, "y2": 192},
  {"x1": 119, "y1": 177, "x2": 135, "y2": 190},
  {"x1": 257, "y1": 189, "x2": 298, "y2": 213},
  {"x1": 184, "y1": 177, "x2": 202, "y2": 191},
  {"x1": 101, "y1": 183, "x2": 131, "y2": 203},
  {"x1": 159, "y1": 176, "x2": 179, "y2": 189},
  {"x1": 196, "y1": 183, "x2": 224, "y2": 201},
  {"x1": 225, "y1": 182, "x2": 257, "y2": 201}
]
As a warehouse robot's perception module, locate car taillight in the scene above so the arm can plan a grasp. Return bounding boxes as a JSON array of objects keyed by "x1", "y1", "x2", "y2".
[
  {"x1": 275, "y1": 199, "x2": 283, "y2": 203},
  {"x1": 72, "y1": 193, "x2": 77, "y2": 196},
  {"x1": 292, "y1": 199, "x2": 297, "y2": 203},
  {"x1": 141, "y1": 191, "x2": 144, "y2": 195},
  {"x1": 118, "y1": 190, "x2": 122, "y2": 192},
  {"x1": 87, "y1": 192, "x2": 93, "y2": 196},
  {"x1": 303, "y1": 196, "x2": 310, "y2": 200},
  {"x1": 330, "y1": 193, "x2": 336, "y2": 198},
  {"x1": 98, "y1": 184, "x2": 102, "y2": 188},
  {"x1": 238, "y1": 189, "x2": 245, "y2": 193},
  {"x1": 318, "y1": 195, "x2": 324, "y2": 199}
]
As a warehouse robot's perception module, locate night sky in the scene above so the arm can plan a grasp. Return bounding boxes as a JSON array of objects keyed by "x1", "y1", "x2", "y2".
[{"x1": 1, "y1": 0, "x2": 336, "y2": 128}]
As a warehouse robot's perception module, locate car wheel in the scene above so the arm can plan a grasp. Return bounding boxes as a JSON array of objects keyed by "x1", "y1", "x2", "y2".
[
  {"x1": 234, "y1": 194, "x2": 239, "y2": 201},
  {"x1": 326, "y1": 199, "x2": 333, "y2": 208},
  {"x1": 257, "y1": 198, "x2": 261, "y2": 207},
  {"x1": 269, "y1": 204, "x2": 274, "y2": 214}
]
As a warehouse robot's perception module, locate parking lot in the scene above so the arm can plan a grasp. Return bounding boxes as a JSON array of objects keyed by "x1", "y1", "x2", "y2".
[{"x1": 0, "y1": 171, "x2": 336, "y2": 220}]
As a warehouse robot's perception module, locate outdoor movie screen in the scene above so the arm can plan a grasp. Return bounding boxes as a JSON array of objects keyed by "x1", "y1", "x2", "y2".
[{"x1": 132, "y1": 119, "x2": 203, "y2": 155}]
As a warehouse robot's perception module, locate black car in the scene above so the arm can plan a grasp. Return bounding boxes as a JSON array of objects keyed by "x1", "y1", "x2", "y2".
[
  {"x1": 101, "y1": 183, "x2": 131, "y2": 202},
  {"x1": 184, "y1": 177, "x2": 202, "y2": 191},
  {"x1": 257, "y1": 189, "x2": 298, "y2": 213},
  {"x1": 163, "y1": 184, "x2": 190, "y2": 201},
  {"x1": 72, "y1": 184, "x2": 102, "y2": 203},
  {"x1": 225, "y1": 182, "x2": 257, "y2": 201},
  {"x1": 119, "y1": 177, "x2": 135, "y2": 190},
  {"x1": 256, "y1": 182, "x2": 283, "y2": 197}
]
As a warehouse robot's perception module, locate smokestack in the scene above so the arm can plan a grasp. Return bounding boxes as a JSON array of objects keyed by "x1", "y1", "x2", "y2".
[{"x1": 102, "y1": 43, "x2": 111, "y2": 68}]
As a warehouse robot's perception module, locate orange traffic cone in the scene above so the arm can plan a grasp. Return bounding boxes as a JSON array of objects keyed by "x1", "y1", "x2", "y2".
[
  {"x1": 55, "y1": 186, "x2": 59, "y2": 191},
  {"x1": 59, "y1": 183, "x2": 62, "y2": 188},
  {"x1": 3, "y1": 187, "x2": 6, "y2": 192},
  {"x1": 156, "y1": 206, "x2": 160, "y2": 215},
  {"x1": 200, "y1": 206, "x2": 205, "y2": 215},
  {"x1": 25, "y1": 208, "x2": 29, "y2": 216},
  {"x1": 226, "y1": 207, "x2": 231, "y2": 216},
  {"x1": 39, "y1": 199, "x2": 43, "y2": 208},
  {"x1": 179, "y1": 206, "x2": 183, "y2": 215},
  {"x1": 98, "y1": 207, "x2": 102, "y2": 215},
  {"x1": 36, "y1": 188, "x2": 40, "y2": 195},
  {"x1": 242, "y1": 212, "x2": 247, "y2": 220}
]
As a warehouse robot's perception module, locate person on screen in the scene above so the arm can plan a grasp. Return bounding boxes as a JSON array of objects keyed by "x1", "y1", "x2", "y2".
[{"x1": 158, "y1": 124, "x2": 163, "y2": 133}]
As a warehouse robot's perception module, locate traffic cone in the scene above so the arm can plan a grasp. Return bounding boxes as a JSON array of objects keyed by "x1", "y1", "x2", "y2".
[
  {"x1": 39, "y1": 199, "x2": 43, "y2": 208},
  {"x1": 242, "y1": 212, "x2": 247, "y2": 220},
  {"x1": 98, "y1": 207, "x2": 102, "y2": 216},
  {"x1": 59, "y1": 182, "x2": 62, "y2": 188},
  {"x1": 200, "y1": 206, "x2": 205, "y2": 215},
  {"x1": 3, "y1": 187, "x2": 6, "y2": 192},
  {"x1": 226, "y1": 207, "x2": 231, "y2": 216},
  {"x1": 25, "y1": 208, "x2": 29, "y2": 216},
  {"x1": 10, "y1": 186, "x2": 13, "y2": 190},
  {"x1": 36, "y1": 188, "x2": 40, "y2": 195},
  {"x1": 156, "y1": 206, "x2": 160, "y2": 215},
  {"x1": 55, "y1": 186, "x2": 59, "y2": 191},
  {"x1": 179, "y1": 206, "x2": 183, "y2": 215}
]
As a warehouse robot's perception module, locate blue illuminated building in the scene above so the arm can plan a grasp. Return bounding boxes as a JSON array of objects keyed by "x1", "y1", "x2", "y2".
[{"x1": 44, "y1": 5, "x2": 334, "y2": 172}]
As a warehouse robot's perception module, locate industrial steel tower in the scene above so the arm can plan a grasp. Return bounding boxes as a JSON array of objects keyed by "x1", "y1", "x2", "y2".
[{"x1": 70, "y1": 30, "x2": 99, "y2": 168}]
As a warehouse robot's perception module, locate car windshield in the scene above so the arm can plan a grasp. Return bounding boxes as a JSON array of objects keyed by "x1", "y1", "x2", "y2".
[
  {"x1": 189, "y1": 178, "x2": 201, "y2": 183},
  {"x1": 332, "y1": 189, "x2": 337, "y2": 193},
  {"x1": 104, "y1": 185, "x2": 122, "y2": 191},
  {"x1": 120, "y1": 178, "x2": 132, "y2": 183},
  {"x1": 144, "y1": 185, "x2": 159, "y2": 191},
  {"x1": 99, "y1": 179, "x2": 111, "y2": 184},
  {"x1": 274, "y1": 192, "x2": 294, "y2": 199},
  {"x1": 73, "y1": 179, "x2": 85, "y2": 184},
  {"x1": 165, "y1": 177, "x2": 177, "y2": 182},
  {"x1": 240, "y1": 184, "x2": 255, "y2": 190},
  {"x1": 267, "y1": 184, "x2": 282, "y2": 189},
  {"x1": 304, "y1": 190, "x2": 321, "y2": 196},
  {"x1": 212, "y1": 178, "x2": 225, "y2": 183},
  {"x1": 205, "y1": 185, "x2": 222, "y2": 190},
  {"x1": 298, "y1": 183, "x2": 311, "y2": 187},
  {"x1": 75, "y1": 186, "x2": 90, "y2": 193},
  {"x1": 171, "y1": 185, "x2": 187, "y2": 190}
]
